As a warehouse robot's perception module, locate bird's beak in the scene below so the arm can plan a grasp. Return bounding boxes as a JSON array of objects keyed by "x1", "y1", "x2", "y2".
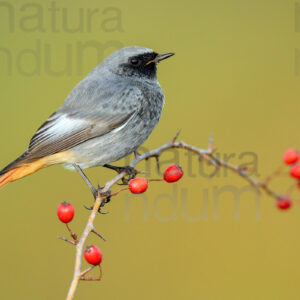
[
  {"x1": 155, "y1": 52, "x2": 175, "y2": 63},
  {"x1": 145, "y1": 52, "x2": 175, "y2": 65}
]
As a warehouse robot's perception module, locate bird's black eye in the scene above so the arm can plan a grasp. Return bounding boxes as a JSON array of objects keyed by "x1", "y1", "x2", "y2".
[{"x1": 129, "y1": 58, "x2": 141, "y2": 66}]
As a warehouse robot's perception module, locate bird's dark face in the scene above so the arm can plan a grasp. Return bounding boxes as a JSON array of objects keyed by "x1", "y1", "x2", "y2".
[
  {"x1": 112, "y1": 50, "x2": 174, "y2": 80},
  {"x1": 123, "y1": 52, "x2": 159, "y2": 79}
]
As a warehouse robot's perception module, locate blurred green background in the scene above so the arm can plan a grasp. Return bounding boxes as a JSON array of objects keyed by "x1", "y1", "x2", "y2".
[{"x1": 1, "y1": 0, "x2": 300, "y2": 299}]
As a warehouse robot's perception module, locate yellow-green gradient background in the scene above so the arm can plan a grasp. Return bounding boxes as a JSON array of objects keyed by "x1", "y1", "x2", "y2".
[{"x1": 1, "y1": 0, "x2": 300, "y2": 299}]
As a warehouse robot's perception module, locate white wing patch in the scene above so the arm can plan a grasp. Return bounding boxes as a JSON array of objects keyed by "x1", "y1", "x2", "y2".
[
  {"x1": 40, "y1": 115, "x2": 85, "y2": 135},
  {"x1": 30, "y1": 114, "x2": 87, "y2": 149}
]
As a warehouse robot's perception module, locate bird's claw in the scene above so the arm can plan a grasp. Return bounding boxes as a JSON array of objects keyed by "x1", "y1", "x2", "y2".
[
  {"x1": 84, "y1": 205, "x2": 93, "y2": 211},
  {"x1": 84, "y1": 189, "x2": 111, "y2": 214},
  {"x1": 98, "y1": 190, "x2": 111, "y2": 213},
  {"x1": 119, "y1": 166, "x2": 138, "y2": 184}
]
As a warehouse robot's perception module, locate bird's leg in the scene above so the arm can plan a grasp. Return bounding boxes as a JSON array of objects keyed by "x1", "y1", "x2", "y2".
[
  {"x1": 73, "y1": 164, "x2": 97, "y2": 198},
  {"x1": 103, "y1": 164, "x2": 138, "y2": 184}
]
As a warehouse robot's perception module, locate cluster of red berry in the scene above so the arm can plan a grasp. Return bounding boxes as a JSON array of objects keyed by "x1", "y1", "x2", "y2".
[
  {"x1": 56, "y1": 164, "x2": 184, "y2": 268},
  {"x1": 128, "y1": 164, "x2": 184, "y2": 194},
  {"x1": 277, "y1": 148, "x2": 300, "y2": 210}
]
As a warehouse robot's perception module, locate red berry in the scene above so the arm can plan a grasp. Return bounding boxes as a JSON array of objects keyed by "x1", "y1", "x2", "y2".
[
  {"x1": 277, "y1": 196, "x2": 292, "y2": 210},
  {"x1": 57, "y1": 201, "x2": 74, "y2": 223},
  {"x1": 84, "y1": 245, "x2": 103, "y2": 265},
  {"x1": 290, "y1": 163, "x2": 300, "y2": 179},
  {"x1": 129, "y1": 178, "x2": 148, "y2": 194},
  {"x1": 164, "y1": 164, "x2": 184, "y2": 183},
  {"x1": 283, "y1": 148, "x2": 299, "y2": 165}
]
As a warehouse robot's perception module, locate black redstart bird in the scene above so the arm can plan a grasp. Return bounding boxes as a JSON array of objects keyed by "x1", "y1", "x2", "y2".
[{"x1": 0, "y1": 46, "x2": 174, "y2": 188}]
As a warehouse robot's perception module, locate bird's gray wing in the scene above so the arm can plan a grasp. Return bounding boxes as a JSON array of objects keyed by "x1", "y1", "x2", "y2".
[{"x1": 23, "y1": 77, "x2": 142, "y2": 162}]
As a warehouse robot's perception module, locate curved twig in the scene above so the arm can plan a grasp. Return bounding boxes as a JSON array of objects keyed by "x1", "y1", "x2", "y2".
[{"x1": 66, "y1": 136, "x2": 284, "y2": 299}]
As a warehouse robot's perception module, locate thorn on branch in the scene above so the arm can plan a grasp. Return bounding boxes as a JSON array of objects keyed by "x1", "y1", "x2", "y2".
[
  {"x1": 155, "y1": 155, "x2": 161, "y2": 174},
  {"x1": 172, "y1": 129, "x2": 182, "y2": 143},
  {"x1": 208, "y1": 136, "x2": 217, "y2": 154},
  {"x1": 145, "y1": 153, "x2": 162, "y2": 174},
  {"x1": 58, "y1": 236, "x2": 77, "y2": 245},
  {"x1": 92, "y1": 228, "x2": 106, "y2": 241}
]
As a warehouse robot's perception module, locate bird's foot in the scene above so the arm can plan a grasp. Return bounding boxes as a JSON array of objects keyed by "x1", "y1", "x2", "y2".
[
  {"x1": 103, "y1": 164, "x2": 138, "y2": 185},
  {"x1": 99, "y1": 189, "x2": 111, "y2": 213},
  {"x1": 84, "y1": 185, "x2": 111, "y2": 214}
]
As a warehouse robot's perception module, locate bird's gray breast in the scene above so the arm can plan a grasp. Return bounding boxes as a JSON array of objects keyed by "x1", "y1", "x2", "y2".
[{"x1": 131, "y1": 80, "x2": 164, "y2": 137}]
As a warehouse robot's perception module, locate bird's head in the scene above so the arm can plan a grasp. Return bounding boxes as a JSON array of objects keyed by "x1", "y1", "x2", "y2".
[{"x1": 101, "y1": 46, "x2": 175, "y2": 80}]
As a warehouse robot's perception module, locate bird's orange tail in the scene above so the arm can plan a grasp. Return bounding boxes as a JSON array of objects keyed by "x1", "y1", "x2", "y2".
[
  {"x1": 0, "y1": 159, "x2": 47, "y2": 188},
  {"x1": 0, "y1": 151, "x2": 73, "y2": 188}
]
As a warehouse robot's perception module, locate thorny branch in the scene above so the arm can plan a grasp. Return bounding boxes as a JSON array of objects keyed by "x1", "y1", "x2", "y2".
[{"x1": 65, "y1": 134, "x2": 285, "y2": 299}]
